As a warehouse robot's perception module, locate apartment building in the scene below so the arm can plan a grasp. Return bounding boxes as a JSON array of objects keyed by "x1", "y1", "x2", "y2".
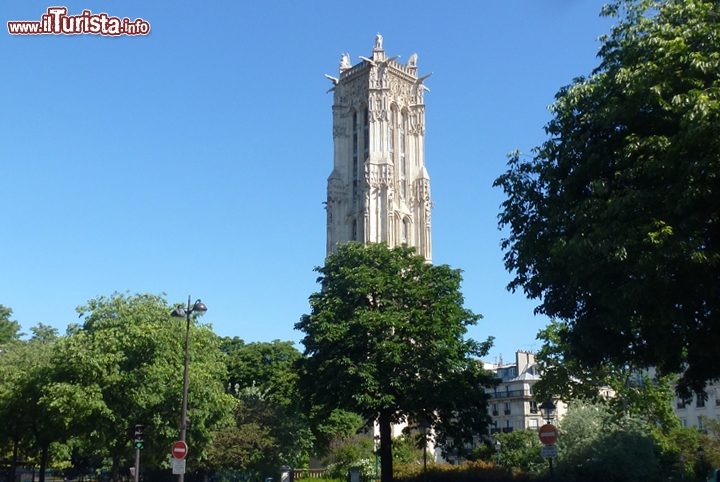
[{"x1": 484, "y1": 351, "x2": 565, "y2": 434}]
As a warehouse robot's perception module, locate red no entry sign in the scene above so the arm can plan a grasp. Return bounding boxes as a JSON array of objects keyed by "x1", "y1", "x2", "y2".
[
  {"x1": 538, "y1": 424, "x2": 558, "y2": 446},
  {"x1": 172, "y1": 441, "x2": 188, "y2": 459}
]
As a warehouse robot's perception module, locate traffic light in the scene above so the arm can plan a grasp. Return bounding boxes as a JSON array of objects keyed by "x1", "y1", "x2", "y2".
[{"x1": 133, "y1": 424, "x2": 144, "y2": 449}]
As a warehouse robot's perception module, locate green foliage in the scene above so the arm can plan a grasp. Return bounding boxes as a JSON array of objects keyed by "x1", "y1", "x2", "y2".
[
  {"x1": 470, "y1": 430, "x2": 543, "y2": 474},
  {"x1": 494, "y1": 0, "x2": 720, "y2": 398},
  {"x1": 311, "y1": 408, "x2": 364, "y2": 458},
  {"x1": 393, "y1": 460, "x2": 518, "y2": 482},
  {"x1": 0, "y1": 304, "x2": 23, "y2": 345},
  {"x1": 325, "y1": 436, "x2": 376, "y2": 482},
  {"x1": 555, "y1": 400, "x2": 660, "y2": 482},
  {"x1": 207, "y1": 384, "x2": 312, "y2": 476},
  {"x1": 392, "y1": 434, "x2": 423, "y2": 465},
  {"x1": 0, "y1": 322, "x2": 64, "y2": 481},
  {"x1": 221, "y1": 338, "x2": 302, "y2": 406},
  {"x1": 49, "y1": 292, "x2": 233, "y2": 480},
  {"x1": 534, "y1": 320, "x2": 680, "y2": 432},
  {"x1": 296, "y1": 242, "x2": 496, "y2": 482}
]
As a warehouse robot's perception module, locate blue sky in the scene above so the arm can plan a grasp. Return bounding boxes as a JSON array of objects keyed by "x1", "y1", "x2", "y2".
[{"x1": 1, "y1": 1, "x2": 614, "y2": 363}]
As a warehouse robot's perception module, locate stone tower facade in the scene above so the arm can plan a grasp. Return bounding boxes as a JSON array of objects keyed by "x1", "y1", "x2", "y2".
[{"x1": 325, "y1": 35, "x2": 433, "y2": 261}]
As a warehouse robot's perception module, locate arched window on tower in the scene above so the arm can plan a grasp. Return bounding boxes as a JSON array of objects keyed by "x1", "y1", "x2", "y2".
[
  {"x1": 402, "y1": 218, "x2": 409, "y2": 244},
  {"x1": 352, "y1": 219, "x2": 358, "y2": 241}
]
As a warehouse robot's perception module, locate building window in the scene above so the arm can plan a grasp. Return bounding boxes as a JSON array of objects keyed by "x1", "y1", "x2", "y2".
[
  {"x1": 680, "y1": 418, "x2": 687, "y2": 428},
  {"x1": 715, "y1": 387, "x2": 720, "y2": 406},
  {"x1": 504, "y1": 402, "x2": 511, "y2": 415},
  {"x1": 677, "y1": 399, "x2": 686, "y2": 409},
  {"x1": 529, "y1": 401, "x2": 538, "y2": 414},
  {"x1": 492, "y1": 404, "x2": 498, "y2": 416},
  {"x1": 697, "y1": 394, "x2": 706, "y2": 408},
  {"x1": 402, "y1": 219, "x2": 409, "y2": 244},
  {"x1": 698, "y1": 417, "x2": 705, "y2": 431},
  {"x1": 352, "y1": 220, "x2": 357, "y2": 241},
  {"x1": 529, "y1": 419, "x2": 539, "y2": 430}
]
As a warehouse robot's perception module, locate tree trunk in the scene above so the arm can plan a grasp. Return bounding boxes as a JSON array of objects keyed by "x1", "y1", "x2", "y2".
[
  {"x1": 379, "y1": 411, "x2": 393, "y2": 482},
  {"x1": 111, "y1": 453, "x2": 121, "y2": 482},
  {"x1": 10, "y1": 437, "x2": 19, "y2": 482},
  {"x1": 38, "y1": 444, "x2": 49, "y2": 482}
]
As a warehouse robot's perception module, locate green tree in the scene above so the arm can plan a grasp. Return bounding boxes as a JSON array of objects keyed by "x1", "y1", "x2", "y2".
[
  {"x1": 221, "y1": 338, "x2": 302, "y2": 406},
  {"x1": 207, "y1": 383, "x2": 312, "y2": 476},
  {"x1": 48, "y1": 292, "x2": 233, "y2": 482},
  {"x1": 0, "y1": 304, "x2": 23, "y2": 345},
  {"x1": 555, "y1": 400, "x2": 660, "y2": 482},
  {"x1": 0, "y1": 323, "x2": 61, "y2": 482},
  {"x1": 534, "y1": 320, "x2": 680, "y2": 432},
  {"x1": 470, "y1": 429, "x2": 543, "y2": 473},
  {"x1": 494, "y1": 0, "x2": 720, "y2": 398},
  {"x1": 295, "y1": 242, "x2": 496, "y2": 482}
]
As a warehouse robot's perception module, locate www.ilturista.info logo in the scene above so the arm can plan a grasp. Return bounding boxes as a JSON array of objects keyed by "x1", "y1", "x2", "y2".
[{"x1": 8, "y1": 7, "x2": 150, "y2": 36}]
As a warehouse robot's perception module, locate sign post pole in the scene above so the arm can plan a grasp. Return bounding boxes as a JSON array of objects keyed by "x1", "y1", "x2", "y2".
[
  {"x1": 134, "y1": 448, "x2": 140, "y2": 482},
  {"x1": 538, "y1": 424, "x2": 558, "y2": 480}
]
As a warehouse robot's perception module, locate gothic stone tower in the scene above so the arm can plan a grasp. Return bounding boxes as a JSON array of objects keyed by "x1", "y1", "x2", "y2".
[{"x1": 325, "y1": 35, "x2": 433, "y2": 261}]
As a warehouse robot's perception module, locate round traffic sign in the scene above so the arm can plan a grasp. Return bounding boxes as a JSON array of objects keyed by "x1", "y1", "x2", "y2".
[
  {"x1": 538, "y1": 424, "x2": 558, "y2": 446},
  {"x1": 172, "y1": 441, "x2": 188, "y2": 459}
]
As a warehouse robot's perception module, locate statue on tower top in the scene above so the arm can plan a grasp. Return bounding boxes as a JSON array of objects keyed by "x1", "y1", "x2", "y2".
[
  {"x1": 339, "y1": 53, "x2": 351, "y2": 72},
  {"x1": 375, "y1": 33, "x2": 383, "y2": 50},
  {"x1": 407, "y1": 53, "x2": 418, "y2": 68}
]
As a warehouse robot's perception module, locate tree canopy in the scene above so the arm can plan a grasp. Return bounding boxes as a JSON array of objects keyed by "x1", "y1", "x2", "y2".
[
  {"x1": 494, "y1": 0, "x2": 720, "y2": 397},
  {"x1": 0, "y1": 304, "x2": 23, "y2": 345},
  {"x1": 295, "y1": 242, "x2": 495, "y2": 482},
  {"x1": 51, "y1": 292, "x2": 233, "y2": 481}
]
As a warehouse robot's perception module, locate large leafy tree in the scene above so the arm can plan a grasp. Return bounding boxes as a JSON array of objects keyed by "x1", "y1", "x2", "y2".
[
  {"x1": 48, "y1": 292, "x2": 233, "y2": 481},
  {"x1": 0, "y1": 323, "x2": 62, "y2": 482},
  {"x1": 0, "y1": 304, "x2": 23, "y2": 345},
  {"x1": 555, "y1": 400, "x2": 660, "y2": 482},
  {"x1": 211, "y1": 339, "x2": 313, "y2": 474},
  {"x1": 295, "y1": 242, "x2": 495, "y2": 482},
  {"x1": 494, "y1": 0, "x2": 720, "y2": 397},
  {"x1": 221, "y1": 338, "x2": 302, "y2": 406}
]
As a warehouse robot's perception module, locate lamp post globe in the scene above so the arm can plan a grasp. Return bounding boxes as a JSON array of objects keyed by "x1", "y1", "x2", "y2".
[{"x1": 540, "y1": 399, "x2": 556, "y2": 424}]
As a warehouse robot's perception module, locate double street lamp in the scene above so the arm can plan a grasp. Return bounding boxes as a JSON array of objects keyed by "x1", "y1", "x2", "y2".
[{"x1": 171, "y1": 296, "x2": 207, "y2": 482}]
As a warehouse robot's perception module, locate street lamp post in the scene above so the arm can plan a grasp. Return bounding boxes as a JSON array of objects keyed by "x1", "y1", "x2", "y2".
[
  {"x1": 698, "y1": 445, "x2": 706, "y2": 478},
  {"x1": 539, "y1": 400, "x2": 557, "y2": 480},
  {"x1": 495, "y1": 440, "x2": 502, "y2": 466},
  {"x1": 171, "y1": 296, "x2": 207, "y2": 482},
  {"x1": 539, "y1": 399, "x2": 556, "y2": 425}
]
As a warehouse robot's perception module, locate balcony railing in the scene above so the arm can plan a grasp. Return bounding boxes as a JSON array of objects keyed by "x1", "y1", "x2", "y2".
[
  {"x1": 490, "y1": 428, "x2": 501, "y2": 434},
  {"x1": 487, "y1": 389, "x2": 534, "y2": 399},
  {"x1": 492, "y1": 411, "x2": 499, "y2": 416},
  {"x1": 504, "y1": 410, "x2": 511, "y2": 415},
  {"x1": 502, "y1": 428, "x2": 514, "y2": 433}
]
